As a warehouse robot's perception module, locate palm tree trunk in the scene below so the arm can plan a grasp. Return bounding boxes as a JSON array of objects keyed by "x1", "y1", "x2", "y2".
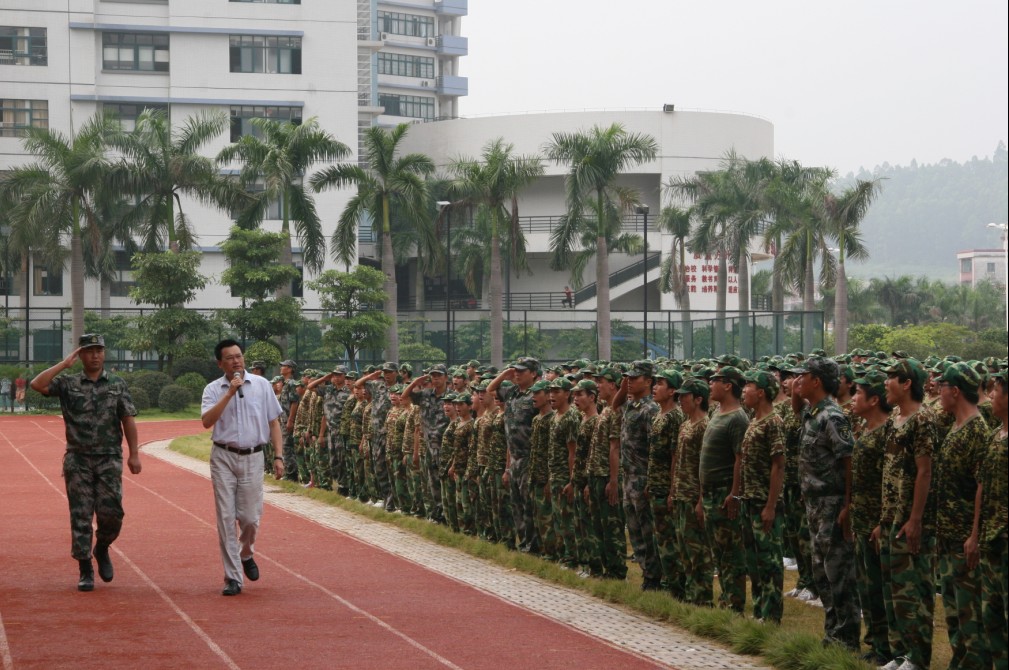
[
  {"x1": 100, "y1": 277, "x2": 111, "y2": 317},
  {"x1": 737, "y1": 251, "x2": 750, "y2": 358},
  {"x1": 70, "y1": 230, "x2": 85, "y2": 344},
  {"x1": 597, "y1": 235, "x2": 611, "y2": 361},
  {"x1": 679, "y1": 241, "x2": 690, "y2": 311},
  {"x1": 835, "y1": 260, "x2": 848, "y2": 354},
  {"x1": 381, "y1": 197, "x2": 398, "y2": 362},
  {"x1": 715, "y1": 243, "x2": 726, "y2": 355},
  {"x1": 489, "y1": 228, "x2": 504, "y2": 367},
  {"x1": 772, "y1": 234, "x2": 784, "y2": 311},
  {"x1": 803, "y1": 236, "x2": 816, "y2": 352}
]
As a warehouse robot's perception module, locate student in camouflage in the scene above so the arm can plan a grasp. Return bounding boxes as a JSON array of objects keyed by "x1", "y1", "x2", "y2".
[
  {"x1": 31, "y1": 334, "x2": 142, "y2": 592},
  {"x1": 877, "y1": 358, "x2": 939, "y2": 670},
  {"x1": 739, "y1": 369, "x2": 786, "y2": 623},
  {"x1": 933, "y1": 362, "x2": 991, "y2": 669},
  {"x1": 339, "y1": 383, "x2": 361, "y2": 499},
  {"x1": 528, "y1": 380, "x2": 558, "y2": 560},
  {"x1": 279, "y1": 360, "x2": 300, "y2": 481},
  {"x1": 405, "y1": 365, "x2": 451, "y2": 523},
  {"x1": 586, "y1": 368, "x2": 626, "y2": 580},
  {"x1": 548, "y1": 377, "x2": 581, "y2": 567},
  {"x1": 572, "y1": 379, "x2": 601, "y2": 574},
  {"x1": 357, "y1": 363, "x2": 399, "y2": 508},
  {"x1": 700, "y1": 365, "x2": 748, "y2": 613},
  {"x1": 438, "y1": 395, "x2": 460, "y2": 531},
  {"x1": 648, "y1": 369, "x2": 685, "y2": 597},
  {"x1": 617, "y1": 361, "x2": 662, "y2": 590},
  {"x1": 850, "y1": 369, "x2": 893, "y2": 665},
  {"x1": 487, "y1": 395, "x2": 513, "y2": 548},
  {"x1": 449, "y1": 394, "x2": 475, "y2": 534},
  {"x1": 790, "y1": 355, "x2": 858, "y2": 651},
  {"x1": 972, "y1": 369, "x2": 1007, "y2": 670}
]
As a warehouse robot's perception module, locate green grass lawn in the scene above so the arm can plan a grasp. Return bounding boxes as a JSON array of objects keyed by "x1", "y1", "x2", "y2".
[{"x1": 168, "y1": 433, "x2": 952, "y2": 670}]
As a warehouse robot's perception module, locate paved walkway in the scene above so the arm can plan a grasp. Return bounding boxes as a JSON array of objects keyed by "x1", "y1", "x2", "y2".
[{"x1": 147, "y1": 440, "x2": 768, "y2": 670}]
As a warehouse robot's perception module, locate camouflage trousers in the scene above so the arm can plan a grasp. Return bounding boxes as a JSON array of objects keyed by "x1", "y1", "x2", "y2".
[
  {"x1": 281, "y1": 431, "x2": 298, "y2": 481},
  {"x1": 425, "y1": 443, "x2": 443, "y2": 523},
  {"x1": 673, "y1": 499, "x2": 713, "y2": 606},
  {"x1": 408, "y1": 461, "x2": 426, "y2": 518},
  {"x1": 294, "y1": 436, "x2": 311, "y2": 483},
  {"x1": 457, "y1": 478, "x2": 476, "y2": 535},
  {"x1": 329, "y1": 433, "x2": 345, "y2": 489},
  {"x1": 854, "y1": 532, "x2": 890, "y2": 661},
  {"x1": 783, "y1": 482, "x2": 816, "y2": 593},
  {"x1": 440, "y1": 474, "x2": 459, "y2": 532},
  {"x1": 938, "y1": 542, "x2": 990, "y2": 669},
  {"x1": 571, "y1": 483, "x2": 590, "y2": 566},
  {"x1": 880, "y1": 522, "x2": 935, "y2": 668},
  {"x1": 262, "y1": 439, "x2": 275, "y2": 472},
  {"x1": 550, "y1": 481, "x2": 578, "y2": 565},
  {"x1": 490, "y1": 471, "x2": 515, "y2": 549},
  {"x1": 702, "y1": 484, "x2": 746, "y2": 613},
  {"x1": 508, "y1": 457, "x2": 538, "y2": 554},
  {"x1": 346, "y1": 442, "x2": 365, "y2": 500},
  {"x1": 387, "y1": 451, "x2": 409, "y2": 511},
  {"x1": 805, "y1": 495, "x2": 859, "y2": 650},
  {"x1": 477, "y1": 469, "x2": 496, "y2": 541},
  {"x1": 370, "y1": 429, "x2": 392, "y2": 502},
  {"x1": 982, "y1": 533, "x2": 1008, "y2": 670},
  {"x1": 63, "y1": 452, "x2": 124, "y2": 561},
  {"x1": 649, "y1": 489, "x2": 684, "y2": 598},
  {"x1": 532, "y1": 481, "x2": 559, "y2": 560},
  {"x1": 361, "y1": 442, "x2": 378, "y2": 502},
  {"x1": 623, "y1": 474, "x2": 661, "y2": 582},
  {"x1": 741, "y1": 499, "x2": 784, "y2": 623},
  {"x1": 586, "y1": 476, "x2": 626, "y2": 579},
  {"x1": 310, "y1": 440, "x2": 331, "y2": 489}
]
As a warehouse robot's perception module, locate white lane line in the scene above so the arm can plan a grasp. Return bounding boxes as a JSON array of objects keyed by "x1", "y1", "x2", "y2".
[
  {"x1": 0, "y1": 609, "x2": 13, "y2": 670},
  {"x1": 0, "y1": 427, "x2": 240, "y2": 670}
]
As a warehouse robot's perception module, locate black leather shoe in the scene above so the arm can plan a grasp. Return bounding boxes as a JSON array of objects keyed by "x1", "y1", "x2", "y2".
[
  {"x1": 78, "y1": 560, "x2": 95, "y2": 592},
  {"x1": 241, "y1": 557, "x2": 259, "y2": 581},
  {"x1": 222, "y1": 579, "x2": 242, "y2": 596},
  {"x1": 94, "y1": 544, "x2": 114, "y2": 582}
]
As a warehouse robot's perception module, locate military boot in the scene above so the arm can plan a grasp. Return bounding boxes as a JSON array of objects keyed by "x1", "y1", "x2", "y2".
[
  {"x1": 78, "y1": 559, "x2": 95, "y2": 592},
  {"x1": 94, "y1": 543, "x2": 113, "y2": 582}
]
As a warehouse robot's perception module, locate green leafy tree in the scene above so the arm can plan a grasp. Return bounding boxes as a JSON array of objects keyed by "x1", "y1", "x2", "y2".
[
  {"x1": 545, "y1": 123, "x2": 658, "y2": 361},
  {"x1": 313, "y1": 123, "x2": 435, "y2": 362},
  {"x1": 308, "y1": 265, "x2": 391, "y2": 365},
  {"x1": 657, "y1": 205, "x2": 692, "y2": 310},
  {"x1": 219, "y1": 226, "x2": 303, "y2": 349}
]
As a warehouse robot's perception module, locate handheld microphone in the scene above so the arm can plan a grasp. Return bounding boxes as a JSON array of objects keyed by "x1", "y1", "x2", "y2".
[{"x1": 233, "y1": 372, "x2": 244, "y2": 399}]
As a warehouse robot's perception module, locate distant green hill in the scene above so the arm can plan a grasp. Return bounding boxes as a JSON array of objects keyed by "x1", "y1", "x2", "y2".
[{"x1": 839, "y1": 142, "x2": 1008, "y2": 281}]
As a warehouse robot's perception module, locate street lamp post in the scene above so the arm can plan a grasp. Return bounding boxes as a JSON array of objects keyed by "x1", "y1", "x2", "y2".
[
  {"x1": 636, "y1": 204, "x2": 650, "y2": 358},
  {"x1": 438, "y1": 201, "x2": 452, "y2": 365},
  {"x1": 988, "y1": 222, "x2": 1008, "y2": 329}
]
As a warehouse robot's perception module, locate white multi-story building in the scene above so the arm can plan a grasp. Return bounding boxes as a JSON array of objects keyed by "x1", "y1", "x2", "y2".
[{"x1": 957, "y1": 248, "x2": 1007, "y2": 289}]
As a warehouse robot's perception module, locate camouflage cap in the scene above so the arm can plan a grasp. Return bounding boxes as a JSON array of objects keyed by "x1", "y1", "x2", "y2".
[
  {"x1": 332, "y1": 365, "x2": 349, "y2": 375},
  {"x1": 451, "y1": 368, "x2": 467, "y2": 379},
  {"x1": 466, "y1": 359, "x2": 480, "y2": 368},
  {"x1": 853, "y1": 369, "x2": 887, "y2": 399},
  {"x1": 594, "y1": 367, "x2": 623, "y2": 385},
  {"x1": 625, "y1": 360, "x2": 655, "y2": 378},
  {"x1": 453, "y1": 392, "x2": 472, "y2": 405},
  {"x1": 250, "y1": 360, "x2": 267, "y2": 371},
  {"x1": 270, "y1": 375, "x2": 283, "y2": 384},
  {"x1": 549, "y1": 377, "x2": 574, "y2": 391},
  {"x1": 579, "y1": 364, "x2": 599, "y2": 376},
  {"x1": 530, "y1": 379, "x2": 552, "y2": 393},
  {"x1": 809, "y1": 348, "x2": 827, "y2": 357},
  {"x1": 882, "y1": 357, "x2": 927, "y2": 389},
  {"x1": 399, "y1": 363, "x2": 413, "y2": 373},
  {"x1": 938, "y1": 362, "x2": 983, "y2": 394},
  {"x1": 743, "y1": 369, "x2": 779, "y2": 397},
  {"x1": 346, "y1": 370, "x2": 359, "y2": 380},
  {"x1": 389, "y1": 384, "x2": 404, "y2": 394},
  {"x1": 471, "y1": 380, "x2": 489, "y2": 392},
  {"x1": 790, "y1": 355, "x2": 840, "y2": 386},
  {"x1": 710, "y1": 365, "x2": 745, "y2": 387},
  {"x1": 573, "y1": 358, "x2": 592, "y2": 369},
  {"x1": 442, "y1": 392, "x2": 457, "y2": 402},
  {"x1": 511, "y1": 356, "x2": 540, "y2": 372},
  {"x1": 678, "y1": 377, "x2": 710, "y2": 400},
  {"x1": 716, "y1": 354, "x2": 744, "y2": 369},
  {"x1": 380, "y1": 361, "x2": 399, "y2": 372},
  {"x1": 279, "y1": 359, "x2": 297, "y2": 369},
  {"x1": 839, "y1": 365, "x2": 856, "y2": 382},
  {"x1": 427, "y1": 364, "x2": 447, "y2": 375},
  {"x1": 891, "y1": 350, "x2": 910, "y2": 360},
  {"x1": 364, "y1": 365, "x2": 377, "y2": 373},
  {"x1": 574, "y1": 379, "x2": 598, "y2": 394},
  {"x1": 78, "y1": 333, "x2": 105, "y2": 349},
  {"x1": 654, "y1": 368, "x2": 684, "y2": 390}
]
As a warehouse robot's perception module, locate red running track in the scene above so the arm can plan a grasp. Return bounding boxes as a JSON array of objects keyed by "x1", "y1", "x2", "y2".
[{"x1": 0, "y1": 415, "x2": 667, "y2": 670}]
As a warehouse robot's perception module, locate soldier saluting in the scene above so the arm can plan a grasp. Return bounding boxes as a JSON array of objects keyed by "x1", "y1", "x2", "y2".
[{"x1": 31, "y1": 334, "x2": 141, "y2": 592}]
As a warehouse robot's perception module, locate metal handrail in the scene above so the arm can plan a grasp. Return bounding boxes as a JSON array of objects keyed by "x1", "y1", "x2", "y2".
[{"x1": 574, "y1": 253, "x2": 661, "y2": 303}]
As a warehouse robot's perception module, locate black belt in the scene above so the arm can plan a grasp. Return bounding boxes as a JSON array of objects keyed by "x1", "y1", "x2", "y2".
[{"x1": 213, "y1": 442, "x2": 263, "y2": 456}]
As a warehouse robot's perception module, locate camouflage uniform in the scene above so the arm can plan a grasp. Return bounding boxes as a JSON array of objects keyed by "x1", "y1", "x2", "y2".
[
  {"x1": 280, "y1": 379, "x2": 300, "y2": 479},
  {"x1": 979, "y1": 428, "x2": 1008, "y2": 670},
  {"x1": 488, "y1": 411, "x2": 514, "y2": 548},
  {"x1": 529, "y1": 411, "x2": 558, "y2": 559},
  {"x1": 548, "y1": 406, "x2": 581, "y2": 565},
  {"x1": 739, "y1": 412, "x2": 786, "y2": 623},
  {"x1": 385, "y1": 406, "x2": 407, "y2": 510},
  {"x1": 403, "y1": 405, "x2": 425, "y2": 517},
  {"x1": 672, "y1": 414, "x2": 713, "y2": 605},
  {"x1": 585, "y1": 406, "x2": 626, "y2": 578},
  {"x1": 323, "y1": 384, "x2": 351, "y2": 490},
  {"x1": 648, "y1": 406, "x2": 685, "y2": 596},
  {"x1": 573, "y1": 412, "x2": 598, "y2": 569},
  {"x1": 880, "y1": 406, "x2": 939, "y2": 669},
  {"x1": 935, "y1": 414, "x2": 991, "y2": 669},
  {"x1": 798, "y1": 396, "x2": 858, "y2": 650},
  {"x1": 49, "y1": 371, "x2": 137, "y2": 561},
  {"x1": 439, "y1": 418, "x2": 460, "y2": 531},
  {"x1": 471, "y1": 411, "x2": 494, "y2": 540},
  {"x1": 620, "y1": 395, "x2": 661, "y2": 584},
  {"x1": 452, "y1": 416, "x2": 475, "y2": 534},
  {"x1": 365, "y1": 379, "x2": 394, "y2": 504},
  {"x1": 292, "y1": 388, "x2": 318, "y2": 483},
  {"x1": 850, "y1": 420, "x2": 891, "y2": 661},
  {"x1": 415, "y1": 387, "x2": 450, "y2": 522},
  {"x1": 360, "y1": 400, "x2": 376, "y2": 501},
  {"x1": 340, "y1": 395, "x2": 362, "y2": 499},
  {"x1": 500, "y1": 384, "x2": 538, "y2": 553},
  {"x1": 776, "y1": 399, "x2": 815, "y2": 595}
]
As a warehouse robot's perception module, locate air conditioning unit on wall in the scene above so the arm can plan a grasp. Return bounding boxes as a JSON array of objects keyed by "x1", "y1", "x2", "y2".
[
  {"x1": 380, "y1": 32, "x2": 389, "y2": 41},
  {"x1": 426, "y1": 37, "x2": 436, "y2": 47}
]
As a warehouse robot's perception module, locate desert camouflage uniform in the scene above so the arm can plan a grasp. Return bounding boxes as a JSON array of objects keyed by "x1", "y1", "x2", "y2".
[
  {"x1": 979, "y1": 428, "x2": 1008, "y2": 669},
  {"x1": 530, "y1": 411, "x2": 558, "y2": 559},
  {"x1": 50, "y1": 371, "x2": 137, "y2": 560},
  {"x1": 850, "y1": 419, "x2": 891, "y2": 660},
  {"x1": 880, "y1": 405, "x2": 939, "y2": 669},
  {"x1": 585, "y1": 406, "x2": 626, "y2": 579},
  {"x1": 548, "y1": 406, "x2": 581, "y2": 565},
  {"x1": 500, "y1": 384, "x2": 538, "y2": 553},
  {"x1": 648, "y1": 406, "x2": 685, "y2": 596},
  {"x1": 776, "y1": 399, "x2": 815, "y2": 596},
  {"x1": 739, "y1": 411, "x2": 786, "y2": 623},
  {"x1": 620, "y1": 395, "x2": 661, "y2": 583},
  {"x1": 934, "y1": 414, "x2": 991, "y2": 669},
  {"x1": 672, "y1": 414, "x2": 713, "y2": 605}
]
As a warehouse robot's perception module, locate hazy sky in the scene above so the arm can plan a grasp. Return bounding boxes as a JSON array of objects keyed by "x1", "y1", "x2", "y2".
[{"x1": 460, "y1": 1, "x2": 1008, "y2": 175}]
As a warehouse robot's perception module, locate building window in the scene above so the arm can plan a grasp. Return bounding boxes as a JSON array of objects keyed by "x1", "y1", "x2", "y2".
[
  {"x1": 230, "y1": 105, "x2": 302, "y2": 141},
  {"x1": 33, "y1": 263, "x2": 62, "y2": 296},
  {"x1": 0, "y1": 99, "x2": 48, "y2": 137},
  {"x1": 0, "y1": 27, "x2": 47, "y2": 66},
  {"x1": 378, "y1": 53, "x2": 435, "y2": 79},
  {"x1": 111, "y1": 250, "x2": 136, "y2": 297},
  {"x1": 378, "y1": 11, "x2": 434, "y2": 38},
  {"x1": 229, "y1": 35, "x2": 301, "y2": 74},
  {"x1": 292, "y1": 266, "x2": 303, "y2": 298},
  {"x1": 103, "y1": 32, "x2": 170, "y2": 72},
  {"x1": 103, "y1": 102, "x2": 169, "y2": 132},
  {"x1": 960, "y1": 258, "x2": 972, "y2": 274},
  {"x1": 987, "y1": 262, "x2": 996, "y2": 273},
  {"x1": 378, "y1": 93, "x2": 434, "y2": 120}
]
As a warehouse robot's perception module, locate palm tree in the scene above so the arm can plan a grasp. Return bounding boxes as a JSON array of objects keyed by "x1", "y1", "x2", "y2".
[
  {"x1": 2, "y1": 113, "x2": 117, "y2": 342},
  {"x1": 313, "y1": 123, "x2": 435, "y2": 361},
  {"x1": 218, "y1": 116, "x2": 350, "y2": 286},
  {"x1": 819, "y1": 178, "x2": 879, "y2": 353},
  {"x1": 544, "y1": 123, "x2": 658, "y2": 361},
  {"x1": 656, "y1": 205, "x2": 692, "y2": 311},
  {"x1": 111, "y1": 109, "x2": 245, "y2": 252},
  {"x1": 870, "y1": 275, "x2": 923, "y2": 326},
  {"x1": 449, "y1": 138, "x2": 543, "y2": 366}
]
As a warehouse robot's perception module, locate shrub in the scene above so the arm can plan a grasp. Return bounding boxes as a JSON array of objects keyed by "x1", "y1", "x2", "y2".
[
  {"x1": 130, "y1": 371, "x2": 174, "y2": 408},
  {"x1": 171, "y1": 357, "x2": 219, "y2": 383},
  {"x1": 245, "y1": 341, "x2": 282, "y2": 370},
  {"x1": 174, "y1": 372, "x2": 208, "y2": 404},
  {"x1": 158, "y1": 384, "x2": 190, "y2": 413},
  {"x1": 130, "y1": 387, "x2": 151, "y2": 412}
]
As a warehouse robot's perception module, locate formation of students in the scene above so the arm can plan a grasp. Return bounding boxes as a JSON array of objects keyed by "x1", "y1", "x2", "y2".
[{"x1": 248, "y1": 350, "x2": 1008, "y2": 670}]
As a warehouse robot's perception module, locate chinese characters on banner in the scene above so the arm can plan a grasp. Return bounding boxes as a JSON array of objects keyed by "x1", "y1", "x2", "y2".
[{"x1": 683, "y1": 252, "x2": 740, "y2": 294}]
